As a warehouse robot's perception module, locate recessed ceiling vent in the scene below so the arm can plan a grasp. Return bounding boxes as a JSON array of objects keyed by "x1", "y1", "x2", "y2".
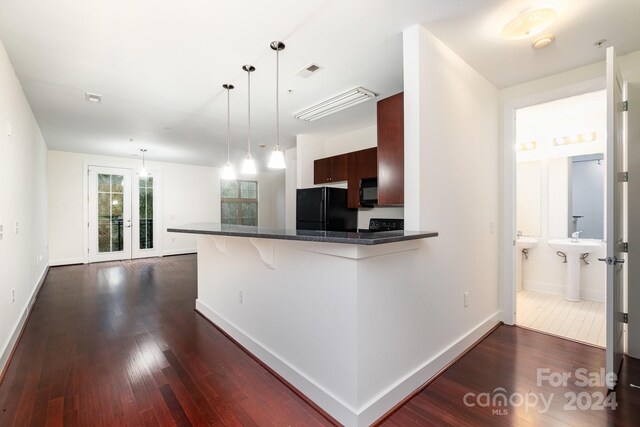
[
  {"x1": 85, "y1": 92, "x2": 102, "y2": 103},
  {"x1": 296, "y1": 63, "x2": 322, "y2": 78}
]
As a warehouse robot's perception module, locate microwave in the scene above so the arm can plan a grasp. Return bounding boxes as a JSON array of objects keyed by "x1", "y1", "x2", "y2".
[{"x1": 360, "y1": 177, "x2": 378, "y2": 206}]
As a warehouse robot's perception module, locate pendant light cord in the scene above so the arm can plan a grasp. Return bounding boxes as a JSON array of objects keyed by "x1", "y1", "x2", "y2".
[
  {"x1": 226, "y1": 86, "x2": 231, "y2": 163},
  {"x1": 275, "y1": 48, "x2": 280, "y2": 150},
  {"x1": 247, "y1": 70, "x2": 251, "y2": 157}
]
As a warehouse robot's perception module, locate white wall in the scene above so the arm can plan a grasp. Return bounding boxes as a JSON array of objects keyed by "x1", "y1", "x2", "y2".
[
  {"x1": 295, "y1": 125, "x2": 404, "y2": 230},
  {"x1": 396, "y1": 20, "x2": 500, "y2": 403},
  {"x1": 0, "y1": 40, "x2": 49, "y2": 375},
  {"x1": 48, "y1": 150, "x2": 284, "y2": 264}
]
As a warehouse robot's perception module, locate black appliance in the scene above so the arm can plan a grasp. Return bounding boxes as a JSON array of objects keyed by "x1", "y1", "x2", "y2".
[
  {"x1": 360, "y1": 177, "x2": 378, "y2": 206},
  {"x1": 359, "y1": 218, "x2": 405, "y2": 233},
  {"x1": 296, "y1": 187, "x2": 357, "y2": 231}
]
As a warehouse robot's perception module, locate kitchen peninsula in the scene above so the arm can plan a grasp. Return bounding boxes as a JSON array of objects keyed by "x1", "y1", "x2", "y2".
[{"x1": 168, "y1": 223, "x2": 438, "y2": 426}]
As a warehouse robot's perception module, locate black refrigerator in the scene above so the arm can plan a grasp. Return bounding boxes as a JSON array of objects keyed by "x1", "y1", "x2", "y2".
[{"x1": 296, "y1": 187, "x2": 357, "y2": 231}]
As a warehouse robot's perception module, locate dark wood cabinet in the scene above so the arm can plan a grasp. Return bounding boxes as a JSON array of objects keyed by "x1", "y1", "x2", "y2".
[
  {"x1": 377, "y1": 92, "x2": 404, "y2": 205},
  {"x1": 347, "y1": 147, "x2": 377, "y2": 208},
  {"x1": 313, "y1": 154, "x2": 348, "y2": 184}
]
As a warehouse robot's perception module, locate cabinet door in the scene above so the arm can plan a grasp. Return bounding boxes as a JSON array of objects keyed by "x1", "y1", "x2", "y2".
[
  {"x1": 314, "y1": 157, "x2": 332, "y2": 184},
  {"x1": 347, "y1": 147, "x2": 378, "y2": 208},
  {"x1": 377, "y1": 92, "x2": 404, "y2": 205},
  {"x1": 314, "y1": 154, "x2": 348, "y2": 184}
]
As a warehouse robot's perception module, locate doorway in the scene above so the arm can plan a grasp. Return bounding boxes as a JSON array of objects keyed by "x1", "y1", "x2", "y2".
[
  {"x1": 87, "y1": 166, "x2": 161, "y2": 263},
  {"x1": 513, "y1": 91, "x2": 607, "y2": 346}
]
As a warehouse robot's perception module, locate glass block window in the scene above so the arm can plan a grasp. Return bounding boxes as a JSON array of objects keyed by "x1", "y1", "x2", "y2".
[
  {"x1": 139, "y1": 176, "x2": 154, "y2": 249},
  {"x1": 221, "y1": 180, "x2": 258, "y2": 226}
]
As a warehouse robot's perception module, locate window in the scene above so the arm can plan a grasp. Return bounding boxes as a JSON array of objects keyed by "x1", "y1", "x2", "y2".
[
  {"x1": 221, "y1": 180, "x2": 258, "y2": 226},
  {"x1": 139, "y1": 176, "x2": 154, "y2": 249},
  {"x1": 97, "y1": 173, "x2": 124, "y2": 252}
]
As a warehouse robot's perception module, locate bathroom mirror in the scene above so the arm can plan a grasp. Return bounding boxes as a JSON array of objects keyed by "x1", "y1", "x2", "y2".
[
  {"x1": 516, "y1": 160, "x2": 541, "y2": 236},
  {"x1": 548, "y1": 153, "x2": 604, "y2": 239}
]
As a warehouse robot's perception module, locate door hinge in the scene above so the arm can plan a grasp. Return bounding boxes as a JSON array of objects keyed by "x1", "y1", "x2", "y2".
[
  {"x1": 622, "y1": 242, "x2": 629, "y2": 253},
  {"x1": 621, "y1": 101, "x2": 628, "y2": 112},
  {"x1": 623, "y1": 313, "x2": 628, "y2": 324},
  {"x1": 87, "y1": 222, "x2": 90, "y2": 228},
  {"x1": 622, "y1": 171, "x2": 629, "y2": 182}
]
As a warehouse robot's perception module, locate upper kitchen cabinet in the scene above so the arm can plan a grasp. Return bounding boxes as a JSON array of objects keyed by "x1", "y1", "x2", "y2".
[
  {"x1": 313, "y1": 153, "x2": 348, "y2": 184},
  {"x1": 347, "y1": 147, "x2": 377, "y2": 208},
  {"x1": 377, "y1": 92, "x2": 404, "y2": 205}
]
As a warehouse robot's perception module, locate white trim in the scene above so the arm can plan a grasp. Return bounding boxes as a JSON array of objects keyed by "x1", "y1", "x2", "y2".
[
  {"x1": 49, "y1": 257, "x2": 85, "y2": 266},
  {"x1": 500, "y1": 77, "x2": 606, "y2": 327},
  {"x1": 522, "y1": 280, "x2": 605, "y2": 302},
  {"x1": 0, "y1": 265, "x2": 49, "y2": 376},
  {"x1": 196, "y1": 298, "x2": 500, "y2": 427},
  {"x1": 162, "y1": 248, "x2": 196, "y2": 257}
]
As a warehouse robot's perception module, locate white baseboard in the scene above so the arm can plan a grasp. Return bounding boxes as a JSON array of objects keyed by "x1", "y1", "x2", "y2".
[
  {"x1": 196, "y1": 299, "x2": 500, "y2": 427},
  {"x1": 0, "y1": 265, "x2": 49, "y2": 379},
  {"x1": 162, "y1": 248, "x2": 196, "y2": 257},
  {"x1": 49, "y1": 257, "x2": 84, "y2": 266},
  {"x1": 523, "y1": 280, "x2": 604, "y2": 302}
]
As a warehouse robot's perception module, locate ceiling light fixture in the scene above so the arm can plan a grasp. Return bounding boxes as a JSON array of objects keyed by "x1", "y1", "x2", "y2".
[
  {"x1": 294, "y1": 87, "x2": 377, "y2": 122},
  {"x1": 241, "y1": 65, "x2": 257, "y2": 175},
  {"x1": 221, "y1": 84, "x2": 236, "y2": 180},
  {"x1": 532, "y1": 34, "x2": 555, "y2": 49},
  {"x1": 139, "y1": 149, "x2": 149, "y2": 177},
  {"x1": 500, "y1": 8, "x2": 557, "y2": 40},
  {"x1": 268, "y1": 41, "x2": 286, "y2": 169}
]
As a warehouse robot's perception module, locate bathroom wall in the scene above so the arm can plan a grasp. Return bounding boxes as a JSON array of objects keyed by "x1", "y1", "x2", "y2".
[{"x1": 516, "y1": 90, "x2": 607, "y2": 301}]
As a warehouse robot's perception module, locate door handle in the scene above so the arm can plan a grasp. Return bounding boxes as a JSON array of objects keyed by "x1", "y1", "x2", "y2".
[
  {"x1": 125, "y1": 225, "x2": 131, "y2": 228},
  {"x1": 598, "y1": 257, "x2": 625, "y2": 265}
]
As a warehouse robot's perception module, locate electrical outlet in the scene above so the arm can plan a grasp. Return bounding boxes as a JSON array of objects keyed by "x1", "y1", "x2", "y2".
[
  {"x1": 11, "y1": 289, "x2": 15, "y2": 303},
  {"x1": 238, "y1": 290, "x2": 244, "y2": 304},
  {"x1": 464, "y1": 291, "x2": 470, "y2": 307}
]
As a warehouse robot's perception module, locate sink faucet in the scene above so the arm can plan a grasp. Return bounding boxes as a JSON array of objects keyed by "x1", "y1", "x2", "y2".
[{"x1": 571, "y1": 231, "x2": 582, "y2": 242}]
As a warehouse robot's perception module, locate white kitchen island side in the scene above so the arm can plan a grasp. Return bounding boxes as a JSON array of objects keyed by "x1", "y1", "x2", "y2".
[{"x1": 169, "y1": 224, "x2": 438, "y2": 426}]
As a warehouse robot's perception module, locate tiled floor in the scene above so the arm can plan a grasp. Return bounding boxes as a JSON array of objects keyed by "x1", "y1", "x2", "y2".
[{"x1": 516, "y1": 289, "x2": 605, "y2": 347}]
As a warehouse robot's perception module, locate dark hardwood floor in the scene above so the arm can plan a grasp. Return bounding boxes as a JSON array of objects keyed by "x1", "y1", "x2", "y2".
[{"x1": 1, "y1": 255, "x2": 638, "y2": 426}]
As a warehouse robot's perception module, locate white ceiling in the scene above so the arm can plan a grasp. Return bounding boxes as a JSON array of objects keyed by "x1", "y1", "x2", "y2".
[{"x1": 0, "y1": 0, "x2": 638, "y2": 169}]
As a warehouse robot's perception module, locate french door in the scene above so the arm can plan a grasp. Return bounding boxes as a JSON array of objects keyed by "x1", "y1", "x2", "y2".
[{"x1": 88, "y1": 167, "x2": 133, "y2": 262}]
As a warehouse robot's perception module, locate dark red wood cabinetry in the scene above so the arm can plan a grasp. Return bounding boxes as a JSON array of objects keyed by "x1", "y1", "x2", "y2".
[
  {"x1": 347, "y1": 147, "x2": 377, "y2": 208},
  {"x1": 313, "y1": 154, "x2": 348, "y2": 184},
  {"x1": 377, "y1": 92, "x2": 404, "y2": 205}
]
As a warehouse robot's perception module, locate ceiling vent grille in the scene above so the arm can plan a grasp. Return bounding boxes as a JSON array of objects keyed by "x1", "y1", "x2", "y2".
[{"x1": 296, "y1": 64, "x2": 322, "y2": 78}]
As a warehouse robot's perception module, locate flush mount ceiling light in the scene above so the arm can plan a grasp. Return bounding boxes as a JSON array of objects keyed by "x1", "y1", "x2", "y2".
[
  {"x1": 268, "y1": 41, "x2": 286, "y2": 169},
  {"x1": 241, "y1": 65, "x2": 257, "y2": 175},
  {"x1": 500, "y1": 8, "x2": 558, "y2": 40},
  {"x1": 221, "y1": 84, "x2": 236, "y2": 180},
  {"x1": 532, "y1": 34, "x2": 555, "y2": 49},
  {"x1": 294, "y1": 87, "x2": 376, "y2": 122},
  {"x1": 85, "y1": 92, "x2": 102, "y2": 103}
]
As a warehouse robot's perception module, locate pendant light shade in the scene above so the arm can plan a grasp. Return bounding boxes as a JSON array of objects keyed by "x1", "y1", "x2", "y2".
[
  {"x1": 221, "y1": 84, "x2": 236, "y2": 180},
  {"x1": 241, "y1": 65, "x2": 257, "y2": 175},
  {"x1": 139, "y1": 149, "x2": 149, "y2": 177},
  {"x1": 268, "y1": 41, "x2": 286, "y2": 169}
]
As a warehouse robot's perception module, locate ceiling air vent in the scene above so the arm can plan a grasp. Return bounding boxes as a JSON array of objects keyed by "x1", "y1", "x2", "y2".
[
  {"x1": 296, "y1": 63, "x2": 322, "y2": 78},
  {"x1": 85, "y1": 92, "x2": 102, "y2": 103}
]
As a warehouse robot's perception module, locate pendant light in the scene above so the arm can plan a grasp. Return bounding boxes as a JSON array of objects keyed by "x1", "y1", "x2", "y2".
[
  {"x1": 241, "y1": 65, "x2": 257, "y2": 174},
  {"x1": 268, "y1": 41, "x2": 286, "y2": 169},
  {"x1": 139, "y1": 149, "x2": 149, "y2": 177},
  {"x1": 221, "y1": 83, "x2": 236, "y2": 180}
]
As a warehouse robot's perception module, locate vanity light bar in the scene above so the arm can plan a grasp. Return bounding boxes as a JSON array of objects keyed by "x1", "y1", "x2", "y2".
[
  {"x1": 553, "y1": 132, "x2": 597, "y2": 146},
  {"x1": 294, "y1": 87, "x2": 376, "y2": 122},
  {"x1": 517, "y1": 141, "x2": 537, "y2": 151}
]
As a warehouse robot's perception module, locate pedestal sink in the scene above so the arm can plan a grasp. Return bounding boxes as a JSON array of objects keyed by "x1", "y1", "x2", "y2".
[
  {"x1": 547, "y1": 239, "x2": 604, "y2": 301},
  {"x1": 516, "y1": 237, "x2": 538, "y2": 292}
]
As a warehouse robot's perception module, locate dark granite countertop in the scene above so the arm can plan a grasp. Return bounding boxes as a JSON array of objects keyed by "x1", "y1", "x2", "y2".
[{"x1": 167, "y1": 223, "x2": 438, "y2": 245}]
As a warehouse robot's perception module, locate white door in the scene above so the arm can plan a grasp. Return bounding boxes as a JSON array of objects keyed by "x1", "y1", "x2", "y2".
[
  {"x1": 602, "y1": 46, "x2": 626, "y2": 389},
  {"x1": 88, "y1": 167, "x2": 132, "y2": 262},
  {"x1": 132, "y1": 171, "x2": 160, "y2": 258}
]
